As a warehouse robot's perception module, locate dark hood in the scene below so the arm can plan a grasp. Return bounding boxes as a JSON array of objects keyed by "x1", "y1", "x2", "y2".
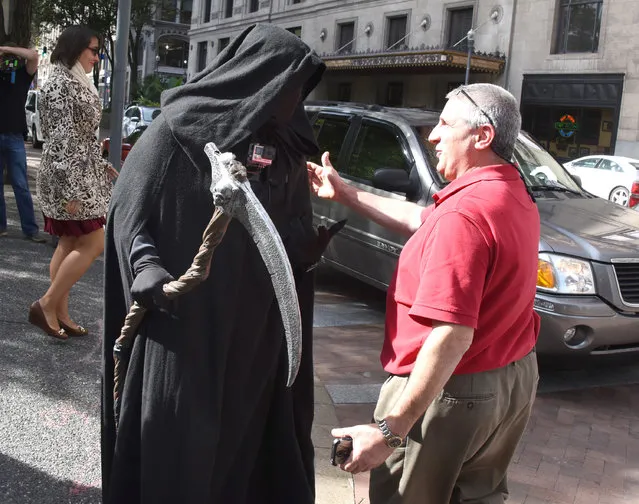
[
  {"x1": 160, "y1": 23, "x2": 325, "y2": 169},
  {"x1": 538, "y1": 194, "x2": 639, "y2": 262}
]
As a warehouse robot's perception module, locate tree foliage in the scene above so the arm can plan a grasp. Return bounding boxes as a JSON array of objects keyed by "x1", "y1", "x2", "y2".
[{"x1": 32, "y1": 0, "x2": 157, "y2": 100}]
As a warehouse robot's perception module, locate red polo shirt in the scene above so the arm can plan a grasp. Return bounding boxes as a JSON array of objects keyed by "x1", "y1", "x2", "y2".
[{"x1": 381, "y1": 164, "x2": 541, "y2": 375}]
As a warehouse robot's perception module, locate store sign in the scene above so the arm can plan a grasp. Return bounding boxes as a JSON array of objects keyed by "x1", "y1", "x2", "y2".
[{"x1": 555, "y1": 114, "x2": 579, "y2": 138}]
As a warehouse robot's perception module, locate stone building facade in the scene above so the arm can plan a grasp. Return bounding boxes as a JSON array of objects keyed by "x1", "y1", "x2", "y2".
[{"x1": 187, "y1": 0, "x2": 639, "y2": 159}]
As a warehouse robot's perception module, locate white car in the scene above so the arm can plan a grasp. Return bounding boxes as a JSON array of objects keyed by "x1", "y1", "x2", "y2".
[
  {"x1": 24, "y1": 89, "x2": 44, "y2": 148},
  {"x1": 564, "y1": 155, "x2": 639, "y2": 208},
  {"x1": 122, "y1": 105, "x2": 161, "y2": 138}
]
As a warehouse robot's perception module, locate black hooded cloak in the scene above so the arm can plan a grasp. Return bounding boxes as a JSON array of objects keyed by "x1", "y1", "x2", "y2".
[{"x1": 101, "y1": 24, "x2": 326, "y2": 504}]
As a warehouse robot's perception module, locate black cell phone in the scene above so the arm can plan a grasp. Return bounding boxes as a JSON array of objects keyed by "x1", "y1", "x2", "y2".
[{"x1": 330, "y1": 436, "x2": 353, "y2": 466}]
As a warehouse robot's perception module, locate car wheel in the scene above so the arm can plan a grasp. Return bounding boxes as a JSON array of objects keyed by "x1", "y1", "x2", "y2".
[
  {"x1": 32, "y1": 126, "x2": 43, "y2": 148},
  {"x1": 609, "y1": 186, "x2": 630, "y2": 206}
]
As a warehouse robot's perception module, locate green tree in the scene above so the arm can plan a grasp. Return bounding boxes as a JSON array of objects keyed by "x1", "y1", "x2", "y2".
[{"x1": 33, "y1": 0, "x2": 157, "y2": 100}]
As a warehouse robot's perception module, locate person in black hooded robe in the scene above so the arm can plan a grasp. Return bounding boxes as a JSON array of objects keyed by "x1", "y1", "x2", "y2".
[{"x1": 101, "y1": 24, "x2": 330, "y2": 504}]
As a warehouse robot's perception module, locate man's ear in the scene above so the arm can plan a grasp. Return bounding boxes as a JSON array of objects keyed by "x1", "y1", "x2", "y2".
[{"x1": 474, "y1": 124, "x2": 495, "y2": 152}]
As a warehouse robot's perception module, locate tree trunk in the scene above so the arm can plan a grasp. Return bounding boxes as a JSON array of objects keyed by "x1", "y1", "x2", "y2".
[
  {"x1": 0, "y1": 4, "x2": 6, "y2": 44},
  {"x1": 11, "y1": 0, "x2": 33, "y2": 47}
]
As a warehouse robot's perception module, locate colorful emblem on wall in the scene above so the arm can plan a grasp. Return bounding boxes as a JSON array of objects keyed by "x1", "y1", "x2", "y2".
[{"x1": 555, "y1": 114, "x2": 578, "y2": 138}]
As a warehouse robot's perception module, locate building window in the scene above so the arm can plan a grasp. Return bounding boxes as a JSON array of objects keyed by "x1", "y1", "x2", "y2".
[
  {"x1": 337, "y1": 22, "x2": 355, "y2": 54},
  {"x1": 203, "y1": 0, "x2": 212, "y2": 22},
  {"x1": 161, "y1": 0, "x2": 178, "y2": 22},
  {"x1": 219, "y1": 37, "x2": 230, "y2": 54},
  {"x1": 447, "y1": 7, "x2": 473, "y2": 51},
  {"x1": 386, "y1": 82, "x2": 403, "y2": 106},
  {"x1": 287, "y1": 26, "x2": 302, "y2": 38},
  {"x1": 197, "y1": 41, "x2": 207, "y2": 71},
  {"x1": 159, "y1": 37, "x2": 189, "y2": 68},
  {"x1": 337, "y1": 83, "x2": 352, "y2": 101},
  {"x1": 386, "y1": 15, "x2": 408, "y2": 50},
  {"x1": 248, "y1": 0, "x2": 259, "y2": 13},
  {"x1": 224, "y1": 0, "x2": 233, "y2": 18},
  {"x1": 180, "y1": 0, "x2": 193, "y2": 24},
  {"x1": 553, "y1": 0, "x2": 603, "y2": 53}
]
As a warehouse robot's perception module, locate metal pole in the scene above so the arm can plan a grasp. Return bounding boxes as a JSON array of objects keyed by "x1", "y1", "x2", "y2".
[
  {"x1": 108, "y1": 0, "x2": 132, "y2": 170},
  {"x1": 465, "y1": 29, "x2": 474, "y2": 85}
]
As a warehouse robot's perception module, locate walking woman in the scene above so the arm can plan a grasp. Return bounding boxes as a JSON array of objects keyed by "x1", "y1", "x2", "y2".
[{"x1": 29, "y1": 25, "x2": 117, "y2": 339}]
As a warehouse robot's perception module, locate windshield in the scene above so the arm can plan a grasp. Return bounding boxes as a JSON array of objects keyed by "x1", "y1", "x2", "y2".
[
  {"x1": 142, "y1": 107, "x2": 160, "y2": 122},
  {"x1": 412, "y1": 125, "x2": 583, "y2": 192},
  {"x1": 513, "y1": 132, "x2": 582, "y2": 192}
]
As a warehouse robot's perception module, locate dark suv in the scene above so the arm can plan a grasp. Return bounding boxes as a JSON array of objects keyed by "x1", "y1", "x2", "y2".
[{"x1": 305, "y1": 101, "x2": 639, "y2": 357}]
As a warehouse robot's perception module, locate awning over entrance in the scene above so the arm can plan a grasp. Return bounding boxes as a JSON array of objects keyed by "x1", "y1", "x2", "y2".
[{"x1": 320, "y1": 48, "x2": 505, "y2": 75}]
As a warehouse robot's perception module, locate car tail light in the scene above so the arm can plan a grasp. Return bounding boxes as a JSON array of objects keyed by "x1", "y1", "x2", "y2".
[{"x1": 630, "y1": 181, "x2": 639, "y2": 209}]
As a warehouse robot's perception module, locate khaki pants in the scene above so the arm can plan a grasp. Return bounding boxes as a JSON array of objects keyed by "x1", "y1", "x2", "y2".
[{"x1": 370, "y1": 351, "x2": 538, "y2": 504}]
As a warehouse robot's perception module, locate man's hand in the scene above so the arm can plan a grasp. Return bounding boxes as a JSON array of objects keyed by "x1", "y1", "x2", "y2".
[
  {"x1": 331, "y1": 424, "x2": 396, "y2": 474},
  {"x1": 306, "y1": 152, "x2": 342, "y2": 201},
  {"x1": 65, "y1": 200, "x2": 81, "y2": 215},
  {"x1": 106, "y1": 164, "x2": 119, "y2": 182}
]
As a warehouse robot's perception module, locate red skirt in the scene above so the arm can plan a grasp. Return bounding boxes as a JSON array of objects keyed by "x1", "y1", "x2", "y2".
[{"x1": 44, "y1": 216, "x2": 106, "y2": 237}]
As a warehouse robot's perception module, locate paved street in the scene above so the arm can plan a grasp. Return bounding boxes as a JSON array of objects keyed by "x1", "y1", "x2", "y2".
[{"x1": 1, "y1": 144, "x2": 639, "y2": 503}]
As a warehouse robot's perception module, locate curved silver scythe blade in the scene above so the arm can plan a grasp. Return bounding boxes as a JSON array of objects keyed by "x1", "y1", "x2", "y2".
[{"x1": 204, "y1": 142, "x2": 302, "y2": 387}]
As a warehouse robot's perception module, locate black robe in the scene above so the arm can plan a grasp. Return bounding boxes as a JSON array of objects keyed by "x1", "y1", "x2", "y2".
[{"x1": 101, "y1": 24, "x2": 326, "y2": 504}]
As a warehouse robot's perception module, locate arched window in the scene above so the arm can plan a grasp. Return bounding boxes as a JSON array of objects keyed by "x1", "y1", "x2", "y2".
[{"x1": 158, "y1": 37, "x2": 189, "y2": 68}]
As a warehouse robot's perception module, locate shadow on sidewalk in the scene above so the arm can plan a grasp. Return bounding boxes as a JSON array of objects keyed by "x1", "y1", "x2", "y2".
[{"x1": 0, "y1": 452, "x2": 101, "y2": 504}]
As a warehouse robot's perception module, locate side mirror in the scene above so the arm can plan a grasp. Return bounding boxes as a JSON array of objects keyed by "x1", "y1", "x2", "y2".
[
  {"x1": 130, "y1": 116, "x2": 140, "y2": 123},
  {"x1": 570, "y1": 174, "x2": 582, "y2": 187},
  {"x1": 25, "y1": 104, "x2": 35, "y2": 112},
  {"x1": 372, "y1": 168, "x2": 414, "y2": 194}
]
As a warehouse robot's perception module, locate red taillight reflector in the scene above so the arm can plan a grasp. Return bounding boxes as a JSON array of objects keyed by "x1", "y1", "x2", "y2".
[{"x1": 630, "y1": 181, "x2": 639, "y2": 208}]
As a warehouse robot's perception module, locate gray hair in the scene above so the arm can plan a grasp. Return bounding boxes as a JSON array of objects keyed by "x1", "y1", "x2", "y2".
[{"x1": 446, "y1": 83, "x2": 521, "y2": 161}]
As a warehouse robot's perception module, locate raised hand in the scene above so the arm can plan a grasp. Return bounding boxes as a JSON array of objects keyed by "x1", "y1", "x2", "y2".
[{"x1": 306, "y1": 151, "x2": 342, "y2": 200}]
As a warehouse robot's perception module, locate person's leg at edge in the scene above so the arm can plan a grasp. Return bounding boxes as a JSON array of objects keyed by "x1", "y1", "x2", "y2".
[
  {"x1": 38, "y1": 228, "x2": 104, "y2": 331},
  {"x1": 5, "y1": 134, "x2": 39, "y2": 237},
  {"x1": 370, "y1": 368, "x2": 511, "y2": 504},
  {"x1": 453, "y1": 352, "x2": 539, "y2": 504},
  {"x1": 0, "y1": 134, "x2": 8, "y2": 232},
  {"x1": 48, "y1": 234, "x2": 83, "y2": 329}
]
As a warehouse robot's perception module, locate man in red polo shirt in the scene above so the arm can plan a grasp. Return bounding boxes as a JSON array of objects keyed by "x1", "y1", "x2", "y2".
[{"x1": 307, "y1": 83, "x2": 540, "y2": 503}]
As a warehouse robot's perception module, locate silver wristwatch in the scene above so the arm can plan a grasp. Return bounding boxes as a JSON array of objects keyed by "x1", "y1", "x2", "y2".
[{"x1": 377, "y1": 418, "x2": 404, "y2": 448}]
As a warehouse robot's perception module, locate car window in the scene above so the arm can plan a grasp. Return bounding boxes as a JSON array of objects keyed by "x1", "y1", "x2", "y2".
[
  {"x1": 309, "y1": 115, "x2": 350, "y2": 165},
  {"x1": 598, "y1": 159, "x2": 617, "y2": 171},
  {"x1": 574, "y1": 158, "x2": 599, "y2": 168},
  {"x1": 25, "y1": 93, "x2": 35, "y2": 108},
  {"x1": 631, "y1": 162, "x2": 639, "y2": 170},
  {"x1": 346, "y1": 120, "x2": 410, "y2": 184},
  {"x1": 132, "y1": 108, "x2": 141, "y2": 120},
  {"x1": 124, "y1": 108, "x2": 134, "y2": 118},
  {"x1": 412, "y1": 124, "x2": 445, "y2": 185},
  {"x1": 142, "y1": 108, "x2": 160, "y2": 121}
]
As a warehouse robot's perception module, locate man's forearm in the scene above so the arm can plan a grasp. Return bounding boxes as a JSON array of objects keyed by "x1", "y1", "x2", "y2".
[
  {"x1": 1, "y1": 46, "x2": 38, "y2": 62},
  {"x1": 337, "y1": 181, "x2": 423, "y2": 236},
  {"x1": 1, "y1": 46, "x2": 38, "y2": 75},
  {"x1": 385, "y1": 323, "x2": 474, "y2": 437}
]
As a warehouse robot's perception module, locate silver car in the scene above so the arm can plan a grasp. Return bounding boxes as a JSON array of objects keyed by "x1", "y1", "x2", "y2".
[{"x1": 305, "y1": 102, "x2": 639, "y2": 356}]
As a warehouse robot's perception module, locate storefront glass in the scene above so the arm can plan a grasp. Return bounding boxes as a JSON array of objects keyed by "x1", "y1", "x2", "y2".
[{"x1": 522, "y1": 105, "x2": 614, "y2": 163}]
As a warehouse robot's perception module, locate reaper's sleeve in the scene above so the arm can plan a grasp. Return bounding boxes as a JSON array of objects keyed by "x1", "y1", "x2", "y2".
[{"x1": 128, "y1": 230, "x2": 174, "y2": 310}]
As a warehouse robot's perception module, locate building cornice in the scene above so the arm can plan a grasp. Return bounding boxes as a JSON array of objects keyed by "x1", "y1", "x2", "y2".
[{"x1": 321, "y1": 47, "x2": 505, "y2": 74}]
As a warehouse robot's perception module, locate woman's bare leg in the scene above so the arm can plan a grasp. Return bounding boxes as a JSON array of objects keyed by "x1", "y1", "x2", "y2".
[{"x1": 39, "y1": 228, "x2": 104, "y2": 329}]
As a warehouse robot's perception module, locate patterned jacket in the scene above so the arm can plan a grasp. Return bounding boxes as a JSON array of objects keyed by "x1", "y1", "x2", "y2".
[{"x1": 37, "y1": 64, "x2": 112, "y2": 221}]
